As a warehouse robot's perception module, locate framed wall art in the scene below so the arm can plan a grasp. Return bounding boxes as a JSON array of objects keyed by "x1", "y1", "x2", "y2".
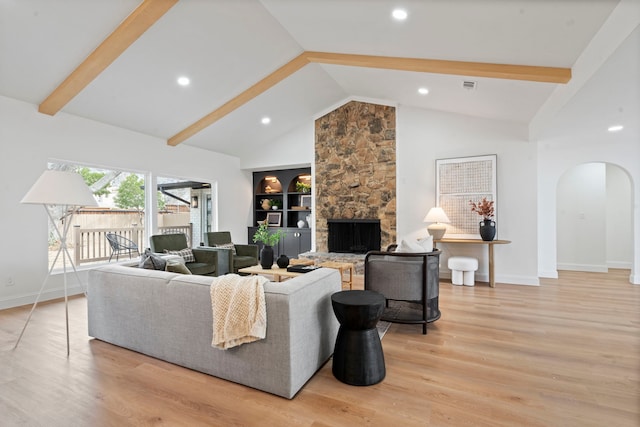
[
  {"x1": 436, "y1": 154, "x2": 497, "y2": 238},
  {"x1": 266, "y1": 212, "x2": 282, "y2": 227}
]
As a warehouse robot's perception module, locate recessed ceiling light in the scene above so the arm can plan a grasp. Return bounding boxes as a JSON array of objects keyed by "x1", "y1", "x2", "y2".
[
  {"x1": 418, "y1": 87, "x2": 429, "y2": 95},
  {"x1": 261, "y1": 117, "x2": 271, "y2": 125},
  {"x1": 392, "y1": 9, "x2": 407, "y2": 20},
  {"x1": 608, "y1": 125, "x2": 623, "y2": 132},
  {"x1": 177, "y1": 76, "x2": 190, "y2": 86}
]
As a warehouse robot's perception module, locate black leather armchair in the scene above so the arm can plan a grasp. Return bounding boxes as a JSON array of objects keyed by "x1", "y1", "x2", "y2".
[
  {"x1": 205, "y1": 231, "x2": 259, "y2": 274},
  {"x1": 364, "y1": 249, "x2": 441, "y2": 334},
  {"x1": 149, "y1": 233, "x2": 218, "y2": 276}
]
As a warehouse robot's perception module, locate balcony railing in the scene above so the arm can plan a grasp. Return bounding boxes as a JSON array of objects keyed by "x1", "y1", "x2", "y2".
[{"x1": 72, "y1": 225, "x2": 193, "y2": 265}]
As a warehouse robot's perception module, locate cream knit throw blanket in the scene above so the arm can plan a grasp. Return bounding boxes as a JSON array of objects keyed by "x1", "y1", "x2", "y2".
[{"x1": 210, "y1": 274, "x2": 269, "y2": 350}]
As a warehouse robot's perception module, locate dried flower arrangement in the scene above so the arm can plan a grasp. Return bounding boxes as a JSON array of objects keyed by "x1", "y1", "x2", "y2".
[{"x1": 469, "y1": 198, "x2": 495, "y2": 220}]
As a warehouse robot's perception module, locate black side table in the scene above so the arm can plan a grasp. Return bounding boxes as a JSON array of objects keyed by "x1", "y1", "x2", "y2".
[{"x1": 331, "y1": 290, "x2": 386, "y2": 386}]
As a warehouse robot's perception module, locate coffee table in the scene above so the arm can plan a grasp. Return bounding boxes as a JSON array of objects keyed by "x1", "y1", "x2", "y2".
[
  {"x1": 319, "y1": 261, "x2": 354, "y2": 290},
  {"x1": 237, "y1": 264, "x2": 303, "y2": 282}
]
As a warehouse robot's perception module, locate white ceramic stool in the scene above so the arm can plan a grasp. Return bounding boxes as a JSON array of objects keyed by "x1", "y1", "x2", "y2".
[{"x1": 448, "y1": 256, "x2": 479, "y2": 286}]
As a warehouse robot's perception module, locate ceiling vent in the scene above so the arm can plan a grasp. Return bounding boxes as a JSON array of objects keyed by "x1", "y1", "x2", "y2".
[{"x1": 462, "y1": 80, "x2": 477, "y2": 90}]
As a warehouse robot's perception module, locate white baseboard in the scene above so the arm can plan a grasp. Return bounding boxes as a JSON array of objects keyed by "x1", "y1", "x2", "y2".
[
  {"x1": 496, "y1": 275, "x2": 540, "y2": 286},
  {"x1": 0, "y1": 285, "x2": 84, "y2": 310},
  {"x1": 607, "y1": 261, "x2": 632, "y2": 269},
  {"x1": 630, "y1": 273, "x2": 640, "y2": 285},
  {"x1": 539, "y1": 270, "x2": 559, "y2": 279},
  {"x1": 557, "y1": 263, "x2": 608, "y2": 273},
  {"x1": 440, "y1": 272, "x2": 539, "y2": 286}
]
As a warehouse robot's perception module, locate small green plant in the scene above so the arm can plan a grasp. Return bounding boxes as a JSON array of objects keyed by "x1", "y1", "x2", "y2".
[
  {"x1": 269, "y1": 199, "x2": 282, "y2": 209},
  {"x1": 252, "y1": 223, "x2": 285, "y2": 247},
  {"x1": 295, "y1": 181, "x2": 311, "y2": 193}
]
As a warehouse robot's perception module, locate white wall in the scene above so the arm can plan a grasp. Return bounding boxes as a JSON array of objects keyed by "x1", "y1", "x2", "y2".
[
  {"x1": 396, "y1": 106, "x2": 539, "y2": 286},
  {"x1": 0, "y1": 95, "x2": 251, "y2": 309},
  {"x1": 240, "y1": 121, "x2": 314, "y2": 171},
  {"x1": 607, "y1": 164, "x2": 633, "y2": 268},
  {"x1": 556, "y1": 163, "x2": 608, "y2": 271}
]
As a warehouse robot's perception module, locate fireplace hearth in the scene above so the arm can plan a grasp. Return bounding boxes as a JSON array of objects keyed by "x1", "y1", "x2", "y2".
[{"x1": 328, "y1": 219, "x2": 381, "y2": 254}]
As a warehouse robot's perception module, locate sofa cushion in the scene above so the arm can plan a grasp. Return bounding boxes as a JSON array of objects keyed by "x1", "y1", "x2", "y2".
[
  {"x1": 234, "y1": 255, "x2": 258, "y2": 269},
  {"x1": 139, "y1": 250, "x2": 167, "y2": 270},
  {"x1": 417, "y1": 235, "x2": 434, "y2": 252},
  {"x1": 166, "y1": 262, "x2": 192, "y2": 274},
  {"x1": 395, "y1": 239, "x2": 424, "y2": 253},
  {"x1": 186, "y1": 261, "x2": 216, "y2": 276},
  {"x1": 165, "y1": 248, "x2": 195, "y2": 263},
  {"x1": 214, "y1": 242, "x2": 237, "y2": 255}
]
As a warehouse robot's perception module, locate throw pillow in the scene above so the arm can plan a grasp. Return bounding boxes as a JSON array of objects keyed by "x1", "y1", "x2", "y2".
[
  {"x1": 166, "y1": 262, "x2": 192, "y2": 274},
  {"x1": 395, "y1": 239, "x2": 424, "y2": 253},
  {"x1": 417, "y1": 235, "x2": 434, "y2": 252},
  {"x1": 214, "y1": 242, "x2": 237, "y2": 255},
  {"x1": 164, "y1": 248, "x2": 195, "y2": 263},
  {"x1": 139, "y1": 250, "x2": 167, "y2": 270}
]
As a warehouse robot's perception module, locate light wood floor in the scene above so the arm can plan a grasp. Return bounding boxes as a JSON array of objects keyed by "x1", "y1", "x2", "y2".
[{"x1": 0, "y1": 270, "x2": 638, "y2": 426}]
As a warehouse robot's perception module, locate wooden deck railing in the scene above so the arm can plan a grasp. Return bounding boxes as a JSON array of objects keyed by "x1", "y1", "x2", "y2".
[{"x1": 72, "y1": 224, "x2": 193, "y2": 265}]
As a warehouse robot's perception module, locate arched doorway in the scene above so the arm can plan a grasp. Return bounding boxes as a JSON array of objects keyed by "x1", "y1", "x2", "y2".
[{"x1": 556, "y1": 162, "x2": 633, "y2": 273}]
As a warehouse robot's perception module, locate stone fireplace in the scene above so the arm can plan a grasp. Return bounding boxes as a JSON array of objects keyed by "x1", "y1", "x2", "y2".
[{"x1": 314, "y1": 100, "x2": 396, "y2": 252}]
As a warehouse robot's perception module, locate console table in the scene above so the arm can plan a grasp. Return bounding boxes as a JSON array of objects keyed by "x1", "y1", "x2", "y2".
[{"x1": 434, "y1": 239, "x2": 511, "y2": 288}]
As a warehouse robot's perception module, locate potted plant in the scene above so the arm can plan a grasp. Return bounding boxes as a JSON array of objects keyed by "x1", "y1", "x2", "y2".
[
  {"x1": 252, "y1": 223, "x2": 285, "y2": 269},
  {"x1": 269, "y1": 199, "x2": 282, "y2": 210},
  {"x1": 295, "y1": 181, "x2": 311, "y2": 193},
  {"x1": 469, "y1": 198, "x2": 496, "y2": 241}
]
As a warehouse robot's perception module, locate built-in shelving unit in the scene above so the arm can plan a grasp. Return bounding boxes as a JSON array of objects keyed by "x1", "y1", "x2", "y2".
[{"x1": 249, "y1": 168, "x2": 312, "y2": 258}]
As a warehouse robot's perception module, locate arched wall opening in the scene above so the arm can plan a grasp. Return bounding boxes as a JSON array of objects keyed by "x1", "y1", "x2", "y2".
[{"x1": 556, "y1": 162, "x2": 633, "y2": 273}]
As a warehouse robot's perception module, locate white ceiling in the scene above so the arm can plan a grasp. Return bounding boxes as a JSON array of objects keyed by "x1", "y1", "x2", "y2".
[{"x1": 0, "y1": 0, "x2": 633, "y2": 159}]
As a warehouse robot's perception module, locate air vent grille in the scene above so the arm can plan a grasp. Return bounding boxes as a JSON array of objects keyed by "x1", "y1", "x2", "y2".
[{"x1": 462, "y1": 81, "x2": 477, "y2": 90}]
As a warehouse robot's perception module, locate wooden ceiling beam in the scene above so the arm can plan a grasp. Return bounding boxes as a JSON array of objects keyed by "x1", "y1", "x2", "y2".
[
  {"x1": 169, "y1": 51, "x2": 571, "y2": 146},
  {"x1": 168, "y1": 52, "x2": 310, "y2": 146},
  {"x1": 38, "y1": 0, "x2": 178, "y2": 116},
  {"x1": 304, "y1": 51, "x2": 572, "y2": 84}
]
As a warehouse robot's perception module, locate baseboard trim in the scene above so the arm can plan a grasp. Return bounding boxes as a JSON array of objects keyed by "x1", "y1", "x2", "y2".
[
  {"x1": 0, "y1": 285, "x2": 84, "y2": 310},
  {"x1": 557, "y1": 263, "x2": 608, "y2": 273},
  {"x1": 441, "y1": 272, "x2": 539, "y2": 286},
  {"x1": 539, "y1": 270, "x2": 559, "y2": 279},
  {"x1": 607, "y1": 261, "x2": 632, "y2": 269}
]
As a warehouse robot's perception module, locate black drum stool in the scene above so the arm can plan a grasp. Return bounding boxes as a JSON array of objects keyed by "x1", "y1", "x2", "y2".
[{"x1": 331, "y1": 290, "x2": 386, "y2": 386}]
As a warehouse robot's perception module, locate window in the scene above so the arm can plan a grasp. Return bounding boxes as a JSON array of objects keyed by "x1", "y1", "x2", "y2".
[{"x1": 47, "y1": 162, "x2": 147, "y2": 269}]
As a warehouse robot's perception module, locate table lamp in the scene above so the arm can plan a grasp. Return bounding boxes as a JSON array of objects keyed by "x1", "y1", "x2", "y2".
[{"x1": 423, "y1": 207, "x2": 450, "y2": 240}]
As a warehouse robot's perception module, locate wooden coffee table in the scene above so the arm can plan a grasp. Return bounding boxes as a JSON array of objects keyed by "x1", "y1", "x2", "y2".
[
  {"x1": 238, "y1": 265, "x2": 303, "y2": 282},
  {"x1": 319, "y1": 261, "x2": 354, "y2": 290}
]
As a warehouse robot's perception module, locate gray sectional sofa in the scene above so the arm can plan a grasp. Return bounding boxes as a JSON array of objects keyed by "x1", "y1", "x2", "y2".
[{"x1": 87, "y1": 264, "x2": 341, "y2": 399}]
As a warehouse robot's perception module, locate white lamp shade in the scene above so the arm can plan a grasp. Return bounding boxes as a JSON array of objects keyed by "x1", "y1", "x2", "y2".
[
  {"x1": 21, "y1": 170, "x2": 98, "y2": 207},
  {"x1": 423, "y1": 207, "x2": 450, "y2": 223}
]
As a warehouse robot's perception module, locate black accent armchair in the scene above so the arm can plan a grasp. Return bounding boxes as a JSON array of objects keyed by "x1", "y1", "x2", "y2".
[
  {"x1": 205, "y1": 232, "x2": 259, "y2": 274},
  {"x1": 105, "y1": 233, "x2": 140, "y2": 262},
  {"x1": 149, "y1": 233, "x2": 218, "y2": 276},
  {"x1": 364, "y1": 249, "x2": 441, "y2": 334}
]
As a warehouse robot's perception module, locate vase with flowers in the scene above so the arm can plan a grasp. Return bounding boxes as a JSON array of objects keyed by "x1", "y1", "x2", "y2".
[{"x1": 469, "y1": 198, "x2": 496, "y2": 241}]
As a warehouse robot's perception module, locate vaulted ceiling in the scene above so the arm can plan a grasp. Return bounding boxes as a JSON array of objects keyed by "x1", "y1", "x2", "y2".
[{"x1": 1, "y1": 0, "x2": 635, "y2": 159}]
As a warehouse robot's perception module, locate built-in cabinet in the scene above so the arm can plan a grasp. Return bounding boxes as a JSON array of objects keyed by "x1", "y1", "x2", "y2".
[{"x1": 248, "y1": 168, "x2": 312, "y2": 259}]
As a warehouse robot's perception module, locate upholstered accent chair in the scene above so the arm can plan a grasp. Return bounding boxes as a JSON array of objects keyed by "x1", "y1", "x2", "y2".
[
  {"x1": 205, "y1": 231, "x2": 259, "y2": 274},
  {"x1": 149, "y1": 233, "x2": 218, "y2": 276},
  {"x1": 364, "y1": 248, "x2": 441, "y2": 334}
]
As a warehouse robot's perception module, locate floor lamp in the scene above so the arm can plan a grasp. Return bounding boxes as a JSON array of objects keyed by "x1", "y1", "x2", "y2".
[{"x1": 15, "y1": 170, "x2": 98, "y2": 356}]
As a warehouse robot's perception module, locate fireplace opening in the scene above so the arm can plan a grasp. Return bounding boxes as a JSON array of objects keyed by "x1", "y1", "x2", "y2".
[{"x1": 328, "y1": 219, "x2": 381, "y2": 253}]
